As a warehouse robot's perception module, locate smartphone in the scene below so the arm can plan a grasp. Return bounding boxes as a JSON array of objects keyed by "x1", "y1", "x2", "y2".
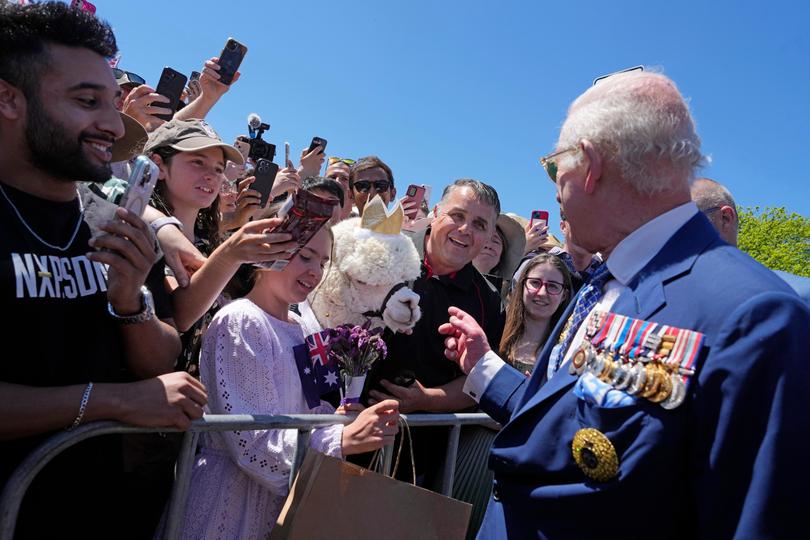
[
  {"x1": 217, "y1": 37, "x2": 248, "y2": 85},
  {"x1": 119, "y1": 156, "x2": 159, "y2": 217},
  {"x1": 189, "y1": 70, "x2": 201, "y2": 83},
  {"x1": 307, "y1": 136, "x2": 327, "y2": 155},
  {"x1": 284, "y1": 141, "x2": 291, "y2": 166},
  {"x1": 154, "y1": 67, "x2": 187, "y2": 121},
  {"x1": 255, "y1": 190, "x2": 338, "y2": 271},
  {"x1": 234, "y1": 138, "x2": 251, "y2": 162},
  {"x1": 252, "y1": 159, "x2": 280, "y2": 208},
  {"x1": 529, "y1": 210, "x2": 549, "y2": 229},
  {"x1": 404, "y1": 184, "x2": 426, "y2": 220}
]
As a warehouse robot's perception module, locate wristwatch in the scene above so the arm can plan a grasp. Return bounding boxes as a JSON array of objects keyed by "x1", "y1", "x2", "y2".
[
  {"x1": 107, "y1": 286, "x2": 155, "y2": 325},
  {"x1": 150, "y1": 216, "x2": 183, "y2": 235}
]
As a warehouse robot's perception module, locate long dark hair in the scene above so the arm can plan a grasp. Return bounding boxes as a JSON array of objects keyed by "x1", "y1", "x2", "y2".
[
  {"x1": 499, "y1": 253, "x2": 573, "y2": 363},
  {"x1": 149, "y1": 147, "x2": 221, "y2": 253}
]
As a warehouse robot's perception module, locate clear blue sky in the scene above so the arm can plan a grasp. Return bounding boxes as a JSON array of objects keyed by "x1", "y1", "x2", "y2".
[{"x1": 97, "y1": 0, "x2": 809, "y2": 235}]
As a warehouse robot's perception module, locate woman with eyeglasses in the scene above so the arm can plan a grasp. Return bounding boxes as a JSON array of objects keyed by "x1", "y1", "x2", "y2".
[{"x1": 499, "y1": 253, "x2": 573, "y2": 375}]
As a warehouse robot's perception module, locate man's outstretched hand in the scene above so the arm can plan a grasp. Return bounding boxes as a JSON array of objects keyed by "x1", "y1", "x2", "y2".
[{"x1": 437, "y1": 306, "x2": 491, "y2": 374}]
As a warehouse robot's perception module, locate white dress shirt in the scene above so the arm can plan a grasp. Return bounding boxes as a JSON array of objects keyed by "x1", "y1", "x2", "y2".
[{"x1": 463, "y1": 202, "x2": 699, "y2": 402}]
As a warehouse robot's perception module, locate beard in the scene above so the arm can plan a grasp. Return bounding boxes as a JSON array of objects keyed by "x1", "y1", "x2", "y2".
[{"x1": 25, "y1": 94, "x2": 113, "y2": 184}]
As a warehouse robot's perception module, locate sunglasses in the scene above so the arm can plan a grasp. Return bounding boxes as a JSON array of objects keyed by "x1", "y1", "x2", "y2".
[
  {"x1": 525, "y1": 277, "x2": 565, "y2": 295},
  {"x1": 328, "y1": 156, "x2": 356, "y2": 166},
  {"x1": 112, "y1": 68, "x2": 146, "y2": 87},
  {"x1": 352, "y1": 180, "x2": 391, "y2": 193},
  {"x1": 539, "y1": 146, "x2": 580, "y2": 183}
]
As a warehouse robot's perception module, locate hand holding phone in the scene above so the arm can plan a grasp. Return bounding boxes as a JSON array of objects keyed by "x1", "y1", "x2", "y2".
[
  {"x1": 119, "y1": 156, "x2": 159, "y2": 217},
  {"x1": 529, "y1": 210, "x2": 549, "y2": 230},
  {"x1": 251, "y1": 159, "x2": 280, "y2": 208},
  {"x1": 154, "y1": 67, "x2": 187, "y2": 121},
  {"x1": 403, "y1": 184, "x2": 426, "y2": 220},
  {"x1": 307, "y1": 136, "x2": 327, "y2": 155},
  {"x1": 254, "y1": 190, "x2": 337, "y2": 271},
  {"x1": 217, "y1": 38, "x2": 248, "y2": 85}
]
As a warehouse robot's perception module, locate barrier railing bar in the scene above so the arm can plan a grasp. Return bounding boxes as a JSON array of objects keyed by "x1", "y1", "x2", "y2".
[
  {"x1": 1, "y1": 413, "x2": 498, "y2": 540},
  {"x1": 164, "y1": 431, "x2": 199, "y2": 540},
  {"x1": 440, "y1": 424, "x2": 461, "y2": 496},
  {"x1": 290, "y1": 430, "x2": 312, "y2": 489}
]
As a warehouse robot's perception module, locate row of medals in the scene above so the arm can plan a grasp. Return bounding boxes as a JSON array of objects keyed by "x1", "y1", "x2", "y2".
[{"x1": 568, "y1": 327, "x2": 690, "y2": 410}]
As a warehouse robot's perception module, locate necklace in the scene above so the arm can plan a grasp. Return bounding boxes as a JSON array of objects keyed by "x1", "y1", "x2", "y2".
[{"x1": 0, "y1": 183, "x2": 85, "y2": 252}]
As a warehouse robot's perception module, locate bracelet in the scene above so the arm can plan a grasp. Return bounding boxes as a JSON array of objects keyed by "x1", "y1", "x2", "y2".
[
  {"x1": 150, "y1": 216, "x2": 184, "y2": 235},
  {"x1": 68, "y1": 382, "x2": 94, "y2": 431}
]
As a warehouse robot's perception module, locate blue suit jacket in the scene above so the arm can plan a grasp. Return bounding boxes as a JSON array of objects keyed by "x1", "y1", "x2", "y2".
[{"x1": 477, "y1": 213, "x2": 810, "y2": 539}]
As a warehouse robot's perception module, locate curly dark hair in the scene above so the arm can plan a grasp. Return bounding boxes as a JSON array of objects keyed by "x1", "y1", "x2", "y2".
[{"x1": 0, "y1": 2, "x2": 117, "y2": 97}]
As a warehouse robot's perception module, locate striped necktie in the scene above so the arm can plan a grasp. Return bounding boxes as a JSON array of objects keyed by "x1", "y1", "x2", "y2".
[{"x1": 547, "y1": 263, "x2": 613, "y2": 378}]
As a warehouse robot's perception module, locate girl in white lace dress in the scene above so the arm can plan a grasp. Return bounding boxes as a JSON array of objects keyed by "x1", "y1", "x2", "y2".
[{"x1": 180, "y1": 228, "x2": 399, "y2": 539}]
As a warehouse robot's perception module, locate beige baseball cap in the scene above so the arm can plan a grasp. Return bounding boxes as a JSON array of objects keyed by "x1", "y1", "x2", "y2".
[{"x1": 144, "y1": 118, "x2": 244, "y2": 165}]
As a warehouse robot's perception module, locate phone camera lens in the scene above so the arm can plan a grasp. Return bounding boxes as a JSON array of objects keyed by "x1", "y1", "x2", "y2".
[{"x1": 227, "y1": 41, "x2": 237, "y2": 51}]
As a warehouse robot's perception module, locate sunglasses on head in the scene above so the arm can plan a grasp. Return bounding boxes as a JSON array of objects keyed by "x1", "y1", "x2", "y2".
[
  {"x1": 352, "y1": 180, "x2": 391, "y2": 193},
  {"x1": 328, "y1": 156, "x2": 356, "y2": 166},
  {"x1": 112, "y1": 68, "x2": 146, "y2": 87}
]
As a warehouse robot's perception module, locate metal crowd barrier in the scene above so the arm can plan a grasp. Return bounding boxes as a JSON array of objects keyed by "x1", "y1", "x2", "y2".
[{"x1": 0, "y1": 413, "x2": 499, "y2": 539}]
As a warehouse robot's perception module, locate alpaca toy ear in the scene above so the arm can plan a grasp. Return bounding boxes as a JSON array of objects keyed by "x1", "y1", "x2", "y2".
[{"x1": 360, "y1": 195, "x2": 404, "y2": 235}]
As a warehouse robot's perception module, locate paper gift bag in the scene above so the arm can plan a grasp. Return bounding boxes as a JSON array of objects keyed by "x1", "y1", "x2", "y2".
[{"x1": 271, "y1": 449, "x2": 472, "y2": 540}]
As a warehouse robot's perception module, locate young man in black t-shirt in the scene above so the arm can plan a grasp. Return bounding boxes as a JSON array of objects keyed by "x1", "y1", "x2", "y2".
[{"x1": 0, "y1": 3, "x2": 207, "y2": 537}]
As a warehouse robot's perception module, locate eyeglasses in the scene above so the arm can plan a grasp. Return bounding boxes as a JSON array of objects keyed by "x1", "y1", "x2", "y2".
[
  {"x1": 112, "y1": 68, "x2": 145, "y2": 87},
  {"x1": 702, "y1": 206, "x2": 724, "y2": 214},
  {"x1": 352, "y1": 180, "x2": 391, "y2": 193},
  {"x1": 539, "y1": 146, "x2": 580, "y2": 183},
  {"x1": 328, "y1": 156, "x2": 356, "y2": 166},
  {"x1": 525, "y1": 277, "x2": 565, "y2": 295}
]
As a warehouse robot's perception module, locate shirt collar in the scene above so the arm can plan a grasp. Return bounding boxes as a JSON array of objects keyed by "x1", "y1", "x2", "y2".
[{"x1": 606, "y1": 202, "x2": 698, "y2": 285}]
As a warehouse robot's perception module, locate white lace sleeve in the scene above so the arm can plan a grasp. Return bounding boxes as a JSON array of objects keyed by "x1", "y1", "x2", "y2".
[{"x1": 202, "y1": 305, "x2": 342, "y2": 493}]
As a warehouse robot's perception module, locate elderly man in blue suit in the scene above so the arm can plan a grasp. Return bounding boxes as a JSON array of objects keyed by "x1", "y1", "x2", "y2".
[{"x1": 440, "y1": 70, "x2": 810, "y2": 539}]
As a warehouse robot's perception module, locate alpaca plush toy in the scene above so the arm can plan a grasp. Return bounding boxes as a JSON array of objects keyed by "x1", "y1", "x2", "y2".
[{"x1": 308, "y1": 196, "x2": 422, "y2": 333}]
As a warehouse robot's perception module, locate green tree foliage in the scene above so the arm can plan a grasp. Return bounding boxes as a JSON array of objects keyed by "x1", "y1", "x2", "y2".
[{"x1": 738, "y1": 206, "x2": 810, "y2": 277}]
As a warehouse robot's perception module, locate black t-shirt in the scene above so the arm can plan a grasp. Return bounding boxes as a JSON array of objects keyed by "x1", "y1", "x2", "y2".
[
  {"x1": 365, "y1": 229, "x2": 505, "y2": 400},
  {"x1": 0, "y1": 182, "x2": 172, "y2": 538}
]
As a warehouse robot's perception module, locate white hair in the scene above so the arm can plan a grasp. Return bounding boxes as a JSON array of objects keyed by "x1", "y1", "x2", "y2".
[{"x1": 559, "y1": 71, "x2": 707, "y2": 195}]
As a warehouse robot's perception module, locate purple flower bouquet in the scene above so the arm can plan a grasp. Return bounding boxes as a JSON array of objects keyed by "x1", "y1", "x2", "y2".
[{"x1": 326, "y1": 321, "x2": 388, "y2": 404}]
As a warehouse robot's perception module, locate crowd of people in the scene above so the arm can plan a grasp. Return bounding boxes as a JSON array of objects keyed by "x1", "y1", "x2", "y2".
[{"x1": 1, "y1": 3, "x2": 809, "y2": 539}]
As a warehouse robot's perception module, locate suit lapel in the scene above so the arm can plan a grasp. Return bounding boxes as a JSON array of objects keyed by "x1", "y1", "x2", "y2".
[{"x1": 510, "y1": 213, "x2": 719, "y2": 421}]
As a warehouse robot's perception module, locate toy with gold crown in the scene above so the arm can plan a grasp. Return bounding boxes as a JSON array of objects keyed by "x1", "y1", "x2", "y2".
[{"x1": 308, "y1": 195, "x2": 422, "y2": 334}]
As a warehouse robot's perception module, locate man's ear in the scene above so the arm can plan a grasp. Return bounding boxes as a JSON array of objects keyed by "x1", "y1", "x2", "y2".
[
  {"x1": 0, "y1": 79, "x2": 26, "y2": 121},
  {"x1": 580, "y1": 139, "x2": 602, "y2": 194},
  {"x1": 720, "y1": 205, "x2": 737, "y2": 230}
]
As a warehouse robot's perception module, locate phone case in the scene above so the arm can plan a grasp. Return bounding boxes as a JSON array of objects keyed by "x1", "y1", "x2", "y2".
[
  {"x1": 120, "y1": 156, "x2": 159, "y2": 217},
  {"x1": 405, "y1": 184, "x2": 425, "y2": 219},
  {"x1": 255, "y1": 190, "x2": 337, "y2": 271},
  {"x1": 530, "y1": 210, "x2": 549, "y2": 229},
  {"x1": 154, "y1": 67, "x2": 187, "y2": 121},
  {"x1": 217, "y1": 38, "x2": 248, "y2": 85},
  {"x1": 234, "y1": 140, "x2": 251, "y2": 161},
  {"x1": 307, "y1": 136, "x2": 327, "y2": 155},
  {"x1": 252, "y1": 159, "x2": 279, "y2": 207}
]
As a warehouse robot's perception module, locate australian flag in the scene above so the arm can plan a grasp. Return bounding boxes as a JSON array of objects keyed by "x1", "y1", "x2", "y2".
[{"x1": 293, "y1": 330, "x2": 341, "y2": 409}]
